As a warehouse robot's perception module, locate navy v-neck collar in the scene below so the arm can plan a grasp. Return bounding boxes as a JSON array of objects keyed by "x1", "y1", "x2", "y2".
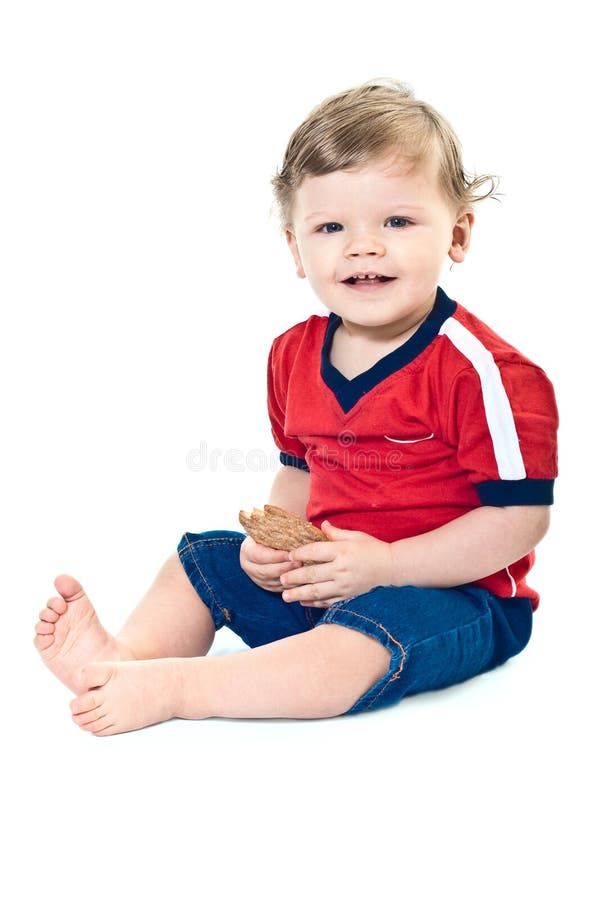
[{"x1": 320, "y1": 285, "x2": 457, "y2": 413}]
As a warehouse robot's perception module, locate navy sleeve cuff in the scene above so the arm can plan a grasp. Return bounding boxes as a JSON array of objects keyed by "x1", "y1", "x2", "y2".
[
  {"x1": 279, "y1": 451, "x2": 309, "y2": 472},
  {"x1": 475, "y1": 478, "x2": 554, "y2": 506}
]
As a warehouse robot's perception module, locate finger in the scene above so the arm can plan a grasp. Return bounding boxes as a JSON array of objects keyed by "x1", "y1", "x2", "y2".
[
  {"x1": 269, "y1": 559, "x2": 304, "y2": 576},
  {"x1": 282, "y1": 580, "x2": 337, "y2": 604},
  {"x1": 243, "y1": 537, "x2": 291, "y2": 564},
  {"x1": 280, "y1": 563, "x2": 333, "y2": 589},
  {"x1": 320, "y1": 520, "x2": 364, "y2": 541},
  {"x1": 289, "y1": 541, "x2": 337, "y2": 565},
  {"x1": 250, "y1": 559, "x2": 303, "y2": 585}
]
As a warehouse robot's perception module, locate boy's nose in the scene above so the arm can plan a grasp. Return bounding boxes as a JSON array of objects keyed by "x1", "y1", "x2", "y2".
[{"x1": 343, "y1": 232, "x2": 386, "y2": 257}]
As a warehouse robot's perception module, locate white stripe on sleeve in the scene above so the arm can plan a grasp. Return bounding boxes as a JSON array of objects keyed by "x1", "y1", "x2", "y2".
[
  {"x1": 439, "y1": 318, "x2": 526, "y2": 480},
  {"x1": 505, "y1": 566, "x2": 518, "y2": 597}
]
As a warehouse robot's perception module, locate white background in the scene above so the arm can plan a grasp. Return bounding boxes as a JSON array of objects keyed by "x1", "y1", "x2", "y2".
[{"x1": 1, "y1": 1, "x2": 597, "y2": 897}]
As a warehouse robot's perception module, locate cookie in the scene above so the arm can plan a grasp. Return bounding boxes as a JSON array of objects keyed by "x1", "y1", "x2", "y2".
[{"x1": 238, "y1": 504, "x2": 328, "y2": 552}]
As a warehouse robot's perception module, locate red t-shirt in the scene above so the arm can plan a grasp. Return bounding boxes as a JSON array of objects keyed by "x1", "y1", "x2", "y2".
[{"x1": 267, "y1": 287, "x2": 558, "y2": 608}]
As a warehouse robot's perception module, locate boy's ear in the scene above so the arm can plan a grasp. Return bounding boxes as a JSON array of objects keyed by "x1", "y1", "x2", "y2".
[
  {"x1": 285, "y1": 228, "x2": 306, "y2": 278},
  {"x1": 448, "y1": 210, "x2": 474, "y2": 264}
]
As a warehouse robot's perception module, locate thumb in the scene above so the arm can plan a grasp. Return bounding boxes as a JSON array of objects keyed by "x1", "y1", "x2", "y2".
[{"x1": 321, "y1": 520, "x2": 359, "y2": 541}]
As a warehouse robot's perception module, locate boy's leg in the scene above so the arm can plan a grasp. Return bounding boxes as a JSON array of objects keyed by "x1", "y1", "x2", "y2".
[
  {"x1": 70, "y1": 623, "x2": 392, "y2": 735},
  {"x1": 181, "y1": 623, "x2": 391, "y2": 719},
  {"x1": 34, "y1": 552, "x2": 216, "y2": 695},
  {"x1": 116, "y1": 552, "x2": 216, "y2": 659}
]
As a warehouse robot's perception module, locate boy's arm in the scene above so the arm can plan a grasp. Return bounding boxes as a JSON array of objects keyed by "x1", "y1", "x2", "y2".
[
  {"x1": 282, "y1": 505, "x2": 550, "y2": 605},
  {"x1": 268, "y1": 465, "x2": 310, "y2": 518},
  {"x1": 388, "y1": 504, "x2": 550, "y2": 588}
]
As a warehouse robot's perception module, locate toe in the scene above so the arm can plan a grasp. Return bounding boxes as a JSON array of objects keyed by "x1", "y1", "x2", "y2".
[
  {"x1": 91, "y1": 722, "x2": 118, "y2": 737},
  {"x1": 77, "y1": 714, "x2": 111, "y2": 734},
  {"x1": 70, "y1": 692, "x2": 108, "y2": 731},
  {"x1": 74, "y1": 712, "x2": 99, "y2": 727},
  {"x1": 54, "y1": 574, "x2": 86, "y2": 603},
  {"x1": 34, "y1": 634, "x2": 55, "y2": 650},
  {"x1": 71, "y1": 692, "x2": 101, "y2": 715},
  {"x1": 47, "y1": 596, "x2": 67, "y2": 615},
  {"x1": 39, "y1": 607, "x2": 60, "y2": 624}
]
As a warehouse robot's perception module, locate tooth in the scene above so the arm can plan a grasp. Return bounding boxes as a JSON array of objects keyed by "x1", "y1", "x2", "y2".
[{"x1": 368, "y1": 274, "x2": 376, "y2": 279}]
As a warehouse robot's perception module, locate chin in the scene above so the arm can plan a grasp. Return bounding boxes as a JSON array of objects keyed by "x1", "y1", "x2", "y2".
[{"x1": 340, "y1": 300, "x2": 404, "y2": 322}]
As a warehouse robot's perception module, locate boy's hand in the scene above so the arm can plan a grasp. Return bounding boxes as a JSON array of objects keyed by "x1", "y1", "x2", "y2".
[
  {"x1": 279, "y1": 521, "x2": 393, "y2": 608},
  {"x1": 240, "y1": 535, "x2": 304, "y2": 592}
]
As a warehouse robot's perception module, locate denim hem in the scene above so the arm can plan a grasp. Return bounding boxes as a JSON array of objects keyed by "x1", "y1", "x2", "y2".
[
  {"x1": 318, "y1": 605, "x2": 408, "y2": 714},
  {"x1": 177, "y1": 532, "x2": 246, "y2": 631}
]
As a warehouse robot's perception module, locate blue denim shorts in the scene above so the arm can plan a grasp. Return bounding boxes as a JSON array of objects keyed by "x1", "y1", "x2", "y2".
[{"x1": 177, "y1": 530, "x2": 533, "y2": 715}]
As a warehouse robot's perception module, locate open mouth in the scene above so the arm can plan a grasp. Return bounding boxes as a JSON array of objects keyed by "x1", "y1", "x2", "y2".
[{"x1": 343, "y1": 275, "x2": 395, "y2": 285}]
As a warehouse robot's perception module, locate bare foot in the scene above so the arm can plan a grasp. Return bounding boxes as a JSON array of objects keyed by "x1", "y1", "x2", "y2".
[
  {"x1": 34, "y1": 575, "x2": 133, "y2": 694},
  {"x1": 70, "y1": 659, "x2": 193, "y2": 736}
]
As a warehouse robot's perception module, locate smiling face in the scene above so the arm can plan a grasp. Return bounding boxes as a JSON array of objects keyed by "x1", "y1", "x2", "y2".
[{"x1": 285, "y1": 153, "x2": 474, "y2": 338}]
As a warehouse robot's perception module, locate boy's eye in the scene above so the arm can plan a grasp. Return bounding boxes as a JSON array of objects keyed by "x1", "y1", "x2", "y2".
[
  {"x1": 318, "y1": 222, "x2": 343, "y2": 234},
  {"x1": 386, "y1": 216, "x2": 410, "y2": 228},
  {"x1": 317, "y1": 217, "x2": 411, "y2": 233}
]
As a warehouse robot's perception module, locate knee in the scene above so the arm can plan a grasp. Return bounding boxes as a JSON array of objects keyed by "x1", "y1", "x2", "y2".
[{"x1": 317, "y1": 623, "x2": 392, "y2": 714}]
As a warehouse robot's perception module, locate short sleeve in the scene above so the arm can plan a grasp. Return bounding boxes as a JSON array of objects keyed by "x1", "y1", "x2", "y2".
[
  {"x1": 267, "y1": 340, "x2": 309, "y2": 471},
  {"x1": 446, "y1": 360, "x2": 558, "y2": 505}
]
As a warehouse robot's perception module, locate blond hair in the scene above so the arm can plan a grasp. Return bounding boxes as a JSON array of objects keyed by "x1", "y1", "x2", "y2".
[{"x1": 271, "y1": 78, "x2": 499, "y2": 232}]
